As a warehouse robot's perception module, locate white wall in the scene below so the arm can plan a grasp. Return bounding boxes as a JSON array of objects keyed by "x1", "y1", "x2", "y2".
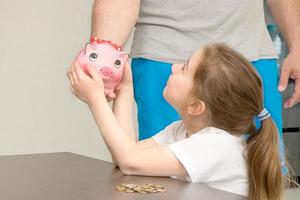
[{"x1": 0, "y1": 0, "x2": 135, "y2": 161}]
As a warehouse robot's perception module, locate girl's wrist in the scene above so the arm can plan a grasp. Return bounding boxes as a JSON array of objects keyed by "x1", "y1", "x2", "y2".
[
  {"x1": 118, "y1": 83, "x2": 133, "y2": 92},
  {"x1": 117, "y1": 86, "x2": 133, "y2": 98},
  {"x1": 88, "y1": 93, "x2": 107, "y2": 108}
]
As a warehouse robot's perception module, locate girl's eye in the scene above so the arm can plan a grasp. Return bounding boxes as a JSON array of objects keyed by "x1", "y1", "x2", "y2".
[
  {"x1": 89, "y1": 53, "x2": 98, "y2": 62},
  {"x1": 115, "y1": 59, "x2": 121, "y2": 68}
]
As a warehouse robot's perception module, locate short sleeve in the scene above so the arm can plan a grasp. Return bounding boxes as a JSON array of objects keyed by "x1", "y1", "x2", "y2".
[
  {"x1": 169, "y1": 133, "x2": 231, "y2": 183},
  {"x1": 152, "y1": 120, "x2": 183, "y2": 145}
]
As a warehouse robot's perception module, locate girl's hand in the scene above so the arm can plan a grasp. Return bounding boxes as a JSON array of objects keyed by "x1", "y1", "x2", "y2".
[
  {"x1": 102, "y1": 61, "x2": 133, "y2": 102},
  {"x1": 115, "y1": 61, "x2": 133, "y2": 94},
  {"x1": 67, "y1": 61, "x2": 106, "y2": 105}
]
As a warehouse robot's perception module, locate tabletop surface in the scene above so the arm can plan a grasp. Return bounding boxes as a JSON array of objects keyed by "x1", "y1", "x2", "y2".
[{"x1": 0, "y1": 152, "x2": 246, "y2": 200}]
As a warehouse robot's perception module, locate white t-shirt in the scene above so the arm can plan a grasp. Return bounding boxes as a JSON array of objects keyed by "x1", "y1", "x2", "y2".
[{"x1": 152, "y1": 120, "x2": 249, "y2": 196}]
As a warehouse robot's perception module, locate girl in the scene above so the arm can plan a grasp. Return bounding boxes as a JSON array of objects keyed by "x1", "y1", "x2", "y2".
[{"x1": 67, "y1": 43, "x2": 292, "y2": 199}]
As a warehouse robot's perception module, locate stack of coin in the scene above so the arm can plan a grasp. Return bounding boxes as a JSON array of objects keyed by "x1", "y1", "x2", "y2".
[{"x1": 115, "y1": 183, "x2": 167, "y2": 194}]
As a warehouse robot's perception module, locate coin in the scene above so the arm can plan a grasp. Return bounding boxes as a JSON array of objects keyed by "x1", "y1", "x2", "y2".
[
  {"x1": 115, "y1": 186, "x2": 126, "y2": 192},
  {"x1": 125, "y1": 189, "x2": 134, "y2": 193},
  {"x1": 125, "y1": 184, "x2": 137, "y2": 189},
  {"x1": 154, "y1": 184, "x2": 164, "y2": 189},
  {"x1": 115, "y1": 183, "x2": 167, "y2": 194}
]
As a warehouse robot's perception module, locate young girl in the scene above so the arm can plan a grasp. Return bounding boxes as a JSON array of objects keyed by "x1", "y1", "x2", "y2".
[{"x1": 67, "y1": 43, "x2": 291, "y2": 199}]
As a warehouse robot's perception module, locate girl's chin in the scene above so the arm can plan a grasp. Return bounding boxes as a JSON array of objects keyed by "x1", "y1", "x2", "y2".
[
  {"x1": 163, "y1": 88, "x2": 172, "y2": 105},
  {"x1": 163, "y1": 86, "x2": 168, "y2": 97}
]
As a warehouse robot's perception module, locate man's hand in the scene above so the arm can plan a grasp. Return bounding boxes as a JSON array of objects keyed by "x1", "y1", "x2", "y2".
[{"x1": 278, "y1": 50, "x2": 300, "y2": 108}]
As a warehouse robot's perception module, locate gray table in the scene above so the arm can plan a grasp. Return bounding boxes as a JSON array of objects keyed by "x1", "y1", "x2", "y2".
[{"x1": 0, "y1": 152, "x2": 246, "y2": 200}]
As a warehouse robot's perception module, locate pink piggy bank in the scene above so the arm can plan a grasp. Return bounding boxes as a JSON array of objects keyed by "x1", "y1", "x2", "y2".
[{"x1": 76, "y1": 38, "x2": 129, "y2": 95}]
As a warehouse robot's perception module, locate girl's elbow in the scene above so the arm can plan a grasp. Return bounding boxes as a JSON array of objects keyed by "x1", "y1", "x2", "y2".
[
  {"x1": 119, "y1": 159, "x2": 139, "y2": 175},
  {"x1": 120, "y1": 166, "x2": 135, "y2": 175}
]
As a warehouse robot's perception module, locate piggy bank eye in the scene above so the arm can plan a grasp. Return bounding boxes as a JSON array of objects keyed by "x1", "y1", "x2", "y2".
[
  {"x1": 89, "y1": 53, "x2": 98, "y2": 62},
  {"x1": 114, "y1": 60, "x2": 121, "y2": 68}
]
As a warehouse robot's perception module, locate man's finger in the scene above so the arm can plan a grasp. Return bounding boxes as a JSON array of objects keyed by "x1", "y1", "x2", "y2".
[
  {"x1": 284, "y1": 94, "x2": 300, "y2": 108},
  {"x1": 284, "y1": 78, "x2": 300, "y2": 108},
  {"x1": 278, "y1": 64, "x2": 291, "y2": 92}
]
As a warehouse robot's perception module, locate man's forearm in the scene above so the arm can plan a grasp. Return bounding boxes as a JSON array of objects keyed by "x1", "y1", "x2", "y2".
[
  {"x1": 267, "y1": 0, "x2": 300, "y2": 51},
  {"x1": 91, "y1": 0, "x2": 140, "y2": 46}
]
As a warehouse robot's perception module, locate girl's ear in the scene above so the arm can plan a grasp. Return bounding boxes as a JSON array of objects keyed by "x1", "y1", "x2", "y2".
[{"x1": 187, "y1": 100, "x2": 206, "y2": 116}]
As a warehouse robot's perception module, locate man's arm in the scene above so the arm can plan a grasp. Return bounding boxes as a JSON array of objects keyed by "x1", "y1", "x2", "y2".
[
  {"x1": 267, "y1": 0, "x2": 300, "y2": 51},
  {"x1": 91, "y1": 0, "x2": 140, "y2": 46},
  {"x1": 267, "y1": 0, "x2": 300, "y2": 108}
]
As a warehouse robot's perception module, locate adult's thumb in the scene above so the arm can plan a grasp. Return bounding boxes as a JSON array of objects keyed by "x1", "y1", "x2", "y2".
[{"x1": 278, "y1": 67, "x2": 290, "y2": 92}]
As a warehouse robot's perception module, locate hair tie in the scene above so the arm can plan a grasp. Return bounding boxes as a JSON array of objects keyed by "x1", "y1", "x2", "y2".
[{"x1": 257, "y1": 108, "x2": 271, "y2": 121}]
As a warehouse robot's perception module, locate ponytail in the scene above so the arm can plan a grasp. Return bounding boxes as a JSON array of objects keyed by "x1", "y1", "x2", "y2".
[{"x1": 246, "y1": 118, "x2": 283, "y2": 200}]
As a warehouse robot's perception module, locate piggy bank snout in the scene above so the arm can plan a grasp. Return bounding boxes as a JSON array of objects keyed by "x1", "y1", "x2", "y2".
[{"x1": 100, "y1": 66, "x2": 115, "y2": 77}]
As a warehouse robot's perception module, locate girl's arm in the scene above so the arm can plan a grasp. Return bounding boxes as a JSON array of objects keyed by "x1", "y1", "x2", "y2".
[
  {"x1": 89, "y1": 97, "x2": 187, "y2": 176},
  {"x1": 111, "y1": 77, "x2": 159, "y2": 150},
  {"x1": 111, "y1": 84, "x2": 135, "y2": 165},
  {"x1": 112, "y1": 84, "x2": 136, "y2": 141},
  {"x1": 110, "y1": 63, "x2": 159, "y2": 165},
  {"x1": 68, "y1": 61, "x2": 185, "y2": 176}
]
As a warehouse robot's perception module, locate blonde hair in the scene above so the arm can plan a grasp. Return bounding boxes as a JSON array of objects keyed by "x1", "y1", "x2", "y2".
[{"x1": 191, "y1": 43, "x2": 297, "y2": 200}]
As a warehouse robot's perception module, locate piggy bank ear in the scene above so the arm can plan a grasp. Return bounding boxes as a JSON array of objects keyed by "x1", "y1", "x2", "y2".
[
  {"x1": 118, "y1": 52, "x2": 129, "y2": 62},
  {"x1": 84, "y1": 42, "x2": 97, "y2": 54},
  {"x1": 114, "y1": 52, "x2": 129, "y2": 69}
]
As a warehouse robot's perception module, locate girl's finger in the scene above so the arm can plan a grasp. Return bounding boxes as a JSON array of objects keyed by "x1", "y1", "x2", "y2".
[
  {"x1": 106, "y1": 96, "x2": 113, "y2": 102},
  {"x1": 108, "y1": 92, "x2": 116, "y2": 99},
  {"x1": 71, "y1": 63, "x2": 78, "y2": 83},
  {"x1": 70, "y1": 85, "x2": 77, "y2": 96},
  {"x1": 67, "y1": 71, "x2": 74, "y2": 86},
  {"x1": 87, "y1": 65, "x2": 100, "y2": 80},
  {"x1": 73, "y1": 61, "x2": 87, "y2": 80}
]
